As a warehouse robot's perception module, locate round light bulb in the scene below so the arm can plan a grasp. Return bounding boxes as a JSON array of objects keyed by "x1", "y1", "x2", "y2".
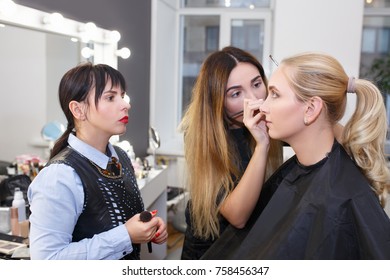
[
  {"x1": 85, "y1": 22, "x2": 97, "y2": 34},
  {"x1": 81, "y1": 47, "x2": 94, "y2": 58},
  {"x1": 110, "y1": 30, "x2": 121, "y2": 43},
  {"x1": 0, "y1": 0, "x2": 17, "y2": 17},
  {"x1": 43, "y1": 12, "x2": 64, "y2": 25},
  {"x1": 117, "y1": 47, "x2": 131, "y2": 59}
]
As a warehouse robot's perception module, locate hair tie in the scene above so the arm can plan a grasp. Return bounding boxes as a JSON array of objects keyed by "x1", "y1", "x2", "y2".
[{"x1": 347, "y1": 77, "x2": 356, "y2": 93}]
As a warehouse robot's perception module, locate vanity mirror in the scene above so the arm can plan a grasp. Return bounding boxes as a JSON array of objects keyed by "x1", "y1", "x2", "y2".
[
  {"x1": 0, "y1": 2, "x2": 122, "y2": 161},
  {"x1": 149, "y1": 126, "x2": 161, "y2": 168}
]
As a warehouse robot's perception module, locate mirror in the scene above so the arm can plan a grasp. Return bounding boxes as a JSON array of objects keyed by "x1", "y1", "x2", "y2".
[
  {"x1": 149, "y1": 127, "x2": 161, "y2": 168},
  {"x1": 41, "y1": 121, "x2": 65, "y2": 142},
  {"x1": 0, "y1": 3, "x2": 118, "y2": 162},
  {"x1": 41, "y1": 121, "x2": 65, "y2": 159}
]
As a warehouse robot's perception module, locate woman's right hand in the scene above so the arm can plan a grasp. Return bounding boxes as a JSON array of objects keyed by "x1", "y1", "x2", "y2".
[{"x1": 243, "y1": 98, "x2": 269, "y2": 148}]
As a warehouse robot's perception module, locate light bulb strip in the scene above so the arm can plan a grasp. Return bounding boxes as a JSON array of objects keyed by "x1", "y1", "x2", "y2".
[{"x1": 1, "y1": 2, "x2": 130, "y2": 63}]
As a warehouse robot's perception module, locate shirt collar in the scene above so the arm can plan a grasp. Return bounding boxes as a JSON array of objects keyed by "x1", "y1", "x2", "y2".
[{"x1": 67, "y1": 133, "x2": 119, "y2": 169}]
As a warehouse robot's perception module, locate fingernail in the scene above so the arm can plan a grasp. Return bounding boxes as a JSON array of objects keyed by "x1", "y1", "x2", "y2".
[
  {"x1": 155, "y1": 232, "x2": 160, "y2": 238},
  {"x1": 151, "y1": 209, "x2": 158, "y2": 216}
]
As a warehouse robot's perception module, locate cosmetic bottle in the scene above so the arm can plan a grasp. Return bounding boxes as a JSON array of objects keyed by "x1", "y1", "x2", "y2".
[
  {"x1": 12, "y1": 188, "x2": 26, "y2": 222},
  {"x1": 0, "y1": 207, "x2": 11, "y2": 234},
  {"x1": 10, "y1": 207, "x2": 20, "y2": 236}
]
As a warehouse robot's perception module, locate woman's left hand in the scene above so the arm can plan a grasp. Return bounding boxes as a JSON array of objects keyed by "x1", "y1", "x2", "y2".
[{"x1": 151, "y1": 216, "x2": 168, "y2": 244}]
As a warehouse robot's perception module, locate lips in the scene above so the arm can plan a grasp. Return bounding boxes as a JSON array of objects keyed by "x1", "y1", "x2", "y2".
[{"x1": 119, "y1": 116, "x2": 128, "y2": 124}]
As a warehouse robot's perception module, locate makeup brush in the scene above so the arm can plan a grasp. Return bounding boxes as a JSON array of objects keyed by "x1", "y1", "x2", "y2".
[
  {"x1": 229, "y1": 110, "x2": 243, "y2": 119},
  {"x1": 140, "y1": 210, "x2": 153, "y2": 253},
  {"x1": 230, "y1": 108, "x2": 262, "y2": 119}
]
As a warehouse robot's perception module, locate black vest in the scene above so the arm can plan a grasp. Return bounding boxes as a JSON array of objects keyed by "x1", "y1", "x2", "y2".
[{"x1": 48, "y1": 145, "x2": 144, "y2": 259}]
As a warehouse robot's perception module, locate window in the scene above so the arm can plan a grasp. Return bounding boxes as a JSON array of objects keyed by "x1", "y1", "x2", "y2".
[
  {"x1": 206, "y1": 26, "x2": 219, "y2": 51},
  {"x1": 150, "y1": 0, "x2": 272, "y2": 155},
  {"x1": 180, "y1": 15, "x2": 220, "y2": 114},
  {"x1": 179, "y1": 13, "x2": 270, "y2": 116},
  {"x1": 361, "y1": 0, "x2": 390, "y2": 128},
  {"x1": 183, "y1": 0, "x2": 271, "y2": 8}
]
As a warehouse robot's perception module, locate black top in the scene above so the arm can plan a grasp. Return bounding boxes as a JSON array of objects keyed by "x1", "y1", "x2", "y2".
[
  {"x1": 48, "y1": 145, "x2": 144, "y2": 260},
  {"x1": 203, "y1": 141, "x2": 390, "y2": 259},
  {"x1": 181, "y1": 127, "x2": 252, "y2": 260}
]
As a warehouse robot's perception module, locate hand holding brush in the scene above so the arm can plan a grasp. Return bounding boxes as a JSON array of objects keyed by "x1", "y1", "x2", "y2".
[{"x1": 139, "y1": 210, "x2": 155, "y2": 253}]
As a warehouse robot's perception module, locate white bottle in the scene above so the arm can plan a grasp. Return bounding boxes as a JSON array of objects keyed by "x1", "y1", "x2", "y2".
[{"x1": 12, "y1": 188, "x2": 26, "y2": 222}]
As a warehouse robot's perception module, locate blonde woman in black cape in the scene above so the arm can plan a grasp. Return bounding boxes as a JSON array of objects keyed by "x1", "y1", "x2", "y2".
[{"x1": 203, "y1": 52, "x2": 390, "y2": 259}]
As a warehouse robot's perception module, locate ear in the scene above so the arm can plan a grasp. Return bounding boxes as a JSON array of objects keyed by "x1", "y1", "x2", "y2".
[
  {"x1": 304, "y1": 96, "x2": 323, "y2": 125},
  {"x1": 69, "y1": 100, "x2": 86, "y2": 121}
]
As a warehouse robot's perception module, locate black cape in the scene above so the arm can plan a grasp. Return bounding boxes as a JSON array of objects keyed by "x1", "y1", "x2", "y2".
[{"x1": 202, "y1": 141, "x2": 390, "y2": 259}]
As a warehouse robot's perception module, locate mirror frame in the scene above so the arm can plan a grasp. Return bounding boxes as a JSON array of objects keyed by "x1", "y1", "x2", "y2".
[
  {"x1": 0, "y1": 3, "x2": 118, "y2": 67},
  {"x1": 0, "y1": 3, "x2": 119, "y2": 161}
]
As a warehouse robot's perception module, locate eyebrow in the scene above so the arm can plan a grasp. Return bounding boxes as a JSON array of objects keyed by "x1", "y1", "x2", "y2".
[
  {"x1": 225, "y1": 75, "x2": 262, "y2": 93},
  {"x1": 103, "y1": 89, "x2": 125, "y2": 94},
  {"x1": 268, "y1": 85, "x2": 277, "y2": 92}
]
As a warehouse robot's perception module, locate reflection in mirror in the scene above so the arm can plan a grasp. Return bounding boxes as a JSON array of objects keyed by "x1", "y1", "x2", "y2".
[
  {"x1": 0, "y1": 3, "x2": 119, "y2": 162},
  {"x1": 41, "y1": 121, "x2": 65, "y2": 142},
  {"x1": 41, "y1": 121, "x2": 65, "y2": 158},
  {"x1": 0, "y1": 23, "x2": 84, "y2": 161},
  {"x1": 149, "y1": 127, "x2": 161, "y2": 169}
]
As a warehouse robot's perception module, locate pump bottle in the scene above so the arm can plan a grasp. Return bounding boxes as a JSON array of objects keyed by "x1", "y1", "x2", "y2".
[{"x1": 12, "y1": 187, "x2": 26, "y2": 222}]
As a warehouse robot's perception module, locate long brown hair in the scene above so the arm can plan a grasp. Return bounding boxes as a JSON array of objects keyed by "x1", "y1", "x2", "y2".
[
  {"x1": 50, "y1": 62, "x2": 126, "y2": 159},
  {"x1": 180, "y1": 47, "x2": 283, "y2": 239}
]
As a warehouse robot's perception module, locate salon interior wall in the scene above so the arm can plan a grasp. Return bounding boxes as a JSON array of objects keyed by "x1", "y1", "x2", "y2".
[
  {"x1": 151, "y1": 0, "x2": 365, "y2": 161},
  {"x1": 2, "y1": 0, "x2": 152, "y2": 161},
  {"x1": 272, "y1": 0, "x2": 364, "y2": 125},
  {"x1": 0, "y1": 0, "x2": 365, "y2": 163}
]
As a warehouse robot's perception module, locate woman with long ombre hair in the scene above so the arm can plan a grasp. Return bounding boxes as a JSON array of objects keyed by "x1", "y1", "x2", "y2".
[{"x1": 179, "y1": 46, "x2": 283, "y2": 259}]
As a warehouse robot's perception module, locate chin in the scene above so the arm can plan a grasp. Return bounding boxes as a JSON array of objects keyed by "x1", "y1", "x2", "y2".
[
  {"x1": 268, "y1": 131, "x2": 283, "y2": 142},
  {"x1": 115, "y1": 128, "x2": 127, "y2": 135}
]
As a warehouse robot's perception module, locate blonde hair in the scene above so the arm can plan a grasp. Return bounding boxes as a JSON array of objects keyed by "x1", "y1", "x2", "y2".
[
  {"x1": 179, "y1": 47, "x2": 283, "y2": 240},
  {"x1": 281, "y1": 52, "x2": 390, "y2": 207}
]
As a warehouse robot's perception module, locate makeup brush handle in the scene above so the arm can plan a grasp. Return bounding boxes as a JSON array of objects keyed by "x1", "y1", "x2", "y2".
[{"x1": 139, "y1": 210, "x2": 153, "y2": 253}]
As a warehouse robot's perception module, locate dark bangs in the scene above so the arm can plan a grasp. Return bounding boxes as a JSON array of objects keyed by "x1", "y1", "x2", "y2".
[{"x1": 92, "y1": 64, "x2": 127, "y2": 106}]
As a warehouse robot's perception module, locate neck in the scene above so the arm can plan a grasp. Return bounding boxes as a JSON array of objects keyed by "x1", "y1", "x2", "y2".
[
  {"x1": 289, "y1": 127, "x2": 334, "y2": 166},
  {"x1": 76, "y1": 130, "x2": 110, "y2": 154}
]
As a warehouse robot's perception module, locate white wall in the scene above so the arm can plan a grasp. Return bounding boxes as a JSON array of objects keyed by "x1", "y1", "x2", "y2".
[
  {"x1": 272, "y1": 0, "x2": 364, "y2": 124},
  {"x1": 273, "y1": 0, "x2": 364, "y2": 73},
  {"x1": 150, "y1": 0, "x2": 182, "y2": 156}
]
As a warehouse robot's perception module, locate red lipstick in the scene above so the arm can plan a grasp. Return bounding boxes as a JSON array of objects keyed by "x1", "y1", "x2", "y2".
[{"x1": 119, "y1": 116, "x2": 128, "y2": 124}]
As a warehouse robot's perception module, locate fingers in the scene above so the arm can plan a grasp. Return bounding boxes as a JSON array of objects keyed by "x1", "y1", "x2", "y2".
[
  {"x1": 243, "y1": 98, "x2": 264, "y2": 126},
  {"x1": 151, "y1": 217, "x2": 168, "y2": 244},
  {"x1": 244, "y1": 98, "x2": 264, "y2": 115},
  {"x1": 126, "y1": 211, "x2": 168, "y2": 245}
]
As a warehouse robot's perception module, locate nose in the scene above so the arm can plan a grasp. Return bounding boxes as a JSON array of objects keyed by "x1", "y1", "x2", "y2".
[
  {"x1": 123, "y1": 98, "x2": 131, "y2": 111},
  {"x1": 246, "y1": 88, "x2": 258, "y2": 99},
  {"x1": 260, "y1": 98, "x2": 270, "y2": 114}
]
